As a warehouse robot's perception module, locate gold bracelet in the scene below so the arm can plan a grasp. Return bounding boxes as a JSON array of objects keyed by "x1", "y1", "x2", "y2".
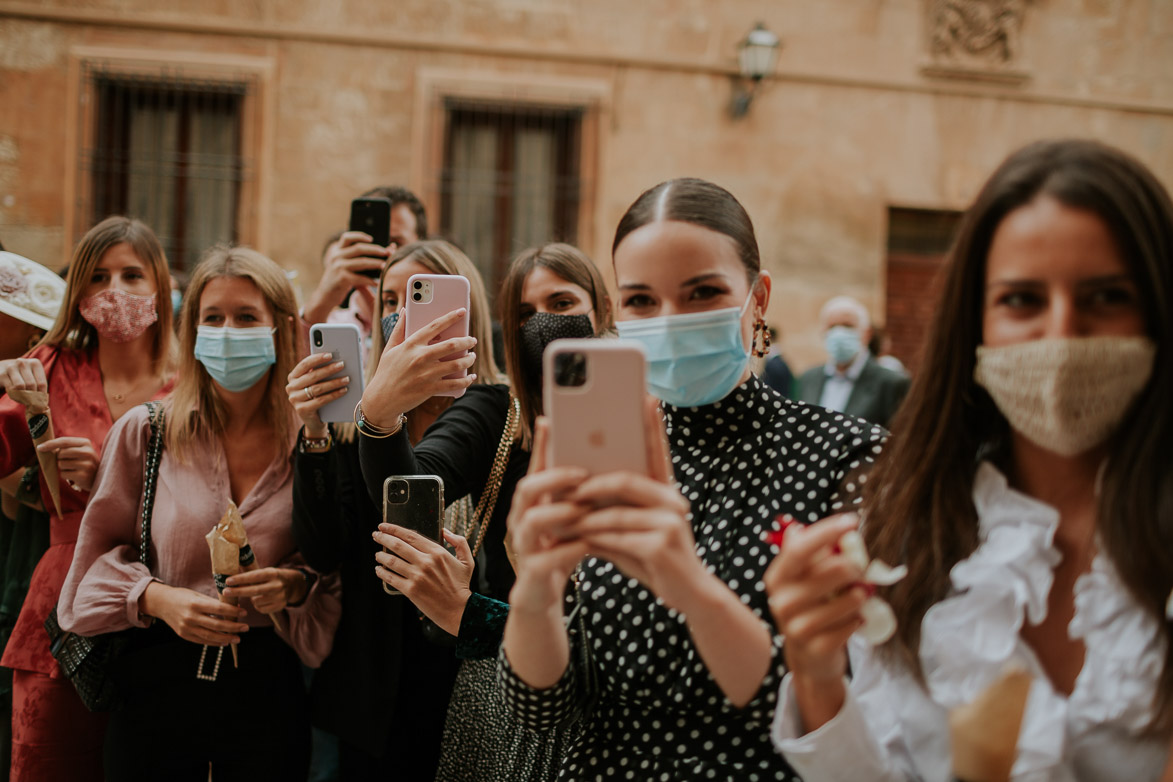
[{"x1": 354, "y1": 402, "x2": 405, "y2": 439}]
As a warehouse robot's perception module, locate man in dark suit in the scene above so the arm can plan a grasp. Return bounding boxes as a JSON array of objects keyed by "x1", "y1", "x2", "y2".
[{"x1": 797, "y1": 296, "x2": 910, "y2": 428}]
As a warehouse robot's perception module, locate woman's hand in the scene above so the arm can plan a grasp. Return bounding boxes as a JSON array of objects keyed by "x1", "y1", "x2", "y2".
[
  {"x1": 763, "y1": 514, "x2": 866, "y2": 684},
  {"x1": 302, "y1": 231, "x2": 390, "y2": 325},
  {"x1": 286, "y1": 352, "x2": 349, "y2": 437},
  {"x1": 139, "y1": 582, "x2": 249, "y2": 646},
  {"x1": 222, "y1": 567, "x2": 309, "y2": 614},
  {"x1": 373, "y1": 526, "x2": 475, "y2": 635},
  {"x1": 505, "y1": 418, "x2": 592, "y2": 614},
  {"x1": 501, "y1": 419, "x2": 591, "y2": 689},
  {"x1": 0, "y1": 357, "x2": 47, "y2": 394},
  {"x1": 557, "y1": 397, "x2": 699, "y2": 612},
  {"x1": 359, "y1": 310, "x2": 477, "y2": 428},
  {"x1": 36, "y1": 436, "x2": 99, "y2": 493}
]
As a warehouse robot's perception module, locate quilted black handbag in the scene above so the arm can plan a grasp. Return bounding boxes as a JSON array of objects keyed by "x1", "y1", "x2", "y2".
[{"x1": 43, "y1": 400, "x2": 165, "y2": 712}]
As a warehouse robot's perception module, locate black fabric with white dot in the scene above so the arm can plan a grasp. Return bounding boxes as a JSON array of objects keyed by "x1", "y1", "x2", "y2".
[{"x1": 501, "y1": 374, "x2": 887, "y2": 781}]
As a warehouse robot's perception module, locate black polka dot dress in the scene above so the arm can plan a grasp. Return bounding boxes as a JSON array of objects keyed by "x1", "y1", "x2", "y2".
[{"x1": 501, "y1": 375, "x2": 888, "y2": 781}]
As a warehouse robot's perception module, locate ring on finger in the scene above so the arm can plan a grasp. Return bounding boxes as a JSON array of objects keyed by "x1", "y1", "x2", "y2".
[{"x1": 305, "y1": 386, "x2": 315, "y2": 400}]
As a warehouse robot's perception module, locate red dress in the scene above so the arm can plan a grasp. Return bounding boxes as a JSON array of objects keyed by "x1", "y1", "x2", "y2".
[{"x1": 0, "y1": 344, "x2": 172, "y2": 780}]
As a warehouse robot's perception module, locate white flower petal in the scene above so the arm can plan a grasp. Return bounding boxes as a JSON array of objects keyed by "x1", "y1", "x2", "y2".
[
  {"x1": 865, "y1": 560, "x2": 908, "y2": 586},
  {"x1": 859, "y1": 597, "x2": 897, "y2": 645},
  {"x1": 838, "y1": 529, "x2": 869, "y2": 571}
]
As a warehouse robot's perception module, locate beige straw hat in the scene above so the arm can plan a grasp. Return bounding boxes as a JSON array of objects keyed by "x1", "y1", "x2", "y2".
[{"x1": 0, "y1": 251, "x2": 66, "y2": 331}]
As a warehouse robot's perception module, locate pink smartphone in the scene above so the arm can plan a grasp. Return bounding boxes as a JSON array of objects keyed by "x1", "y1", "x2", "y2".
[
  {"x1": 403, "y1": 273, "x2": 471, "y2": 398},
  {"x1": 543, "y1": 340, "x2": 650, "y2": 476}
]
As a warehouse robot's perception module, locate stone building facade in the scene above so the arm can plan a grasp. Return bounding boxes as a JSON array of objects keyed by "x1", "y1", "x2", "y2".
[{"x1": 1, "y1": 0, "x2": 1171, "y2": 369}]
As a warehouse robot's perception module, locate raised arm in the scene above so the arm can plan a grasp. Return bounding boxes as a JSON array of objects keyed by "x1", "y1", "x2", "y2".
[{"x1": 58, "y1": 406, "x2": 153, "y2": 634}]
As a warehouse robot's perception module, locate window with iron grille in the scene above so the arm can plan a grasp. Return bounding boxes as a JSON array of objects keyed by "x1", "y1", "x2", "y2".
[
  {"x1": 438, "y1": 101, "x2": 583, "y2": 300},
  {"x1": 83, "y1": 68, "x2": 254, "y2": 273}
]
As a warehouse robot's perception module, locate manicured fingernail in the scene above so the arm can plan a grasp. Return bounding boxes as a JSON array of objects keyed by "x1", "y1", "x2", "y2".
[{"x1": 766, "y1": 516, "x2": 799, "y2": 547}]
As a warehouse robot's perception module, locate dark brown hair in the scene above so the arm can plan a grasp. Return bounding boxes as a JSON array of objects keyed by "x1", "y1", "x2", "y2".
[
  {"x1": 862, "y1": 139, "x2": 1173, "y2": 728},
  {"x1": 612, "y1": 177, "x2": 760, "y2": 283},
  {"x1": 39, "y1": 216, "x2": 175, "y2": 372},
  {"x1": 498, "y1": 243, "x2": 613, "y2": 449}
]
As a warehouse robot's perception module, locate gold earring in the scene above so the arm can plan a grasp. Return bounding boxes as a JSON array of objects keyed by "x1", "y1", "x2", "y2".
[{"x1": 752, "y1": 318, "x2": 770, "y2": 358}]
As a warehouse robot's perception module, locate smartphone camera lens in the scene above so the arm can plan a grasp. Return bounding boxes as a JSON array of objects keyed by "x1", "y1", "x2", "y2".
[
  {"x1": 553, "y1": 352, "x2": 588, "y2": 388},
  {"x1": 413, "y1": 280, "x2": 423, "y2": 290},
  {"x1": 412, "y1": 292, "x2": 422, "y2": 302},
  {"x1": 313, "y1": 332, "x2": 322, "y2": 347},
  {"x1": 388, "y1": 479, "x2": 409, "y2": 504}
]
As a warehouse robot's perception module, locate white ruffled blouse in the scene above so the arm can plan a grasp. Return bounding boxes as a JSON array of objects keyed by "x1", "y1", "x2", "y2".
[{"x1": 772, "y1": 461, "x2": 1169, "y2": 781}]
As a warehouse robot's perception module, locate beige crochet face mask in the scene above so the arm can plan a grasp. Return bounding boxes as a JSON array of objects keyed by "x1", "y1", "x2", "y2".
[{"x1": 974, "y1": 336, "x2": 1156, "y2": 457}]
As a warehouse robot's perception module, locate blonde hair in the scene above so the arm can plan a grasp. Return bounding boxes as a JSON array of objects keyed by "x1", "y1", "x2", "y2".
[
  {"x1": 39, "y1": 216, "x2": 176, "y2": 373},
  {"x1": 166, "y1": 245, "x2": 300, "y2": 461},
  {"x1": 337, "y1": 240, "x2": 500, "y2": 443}
]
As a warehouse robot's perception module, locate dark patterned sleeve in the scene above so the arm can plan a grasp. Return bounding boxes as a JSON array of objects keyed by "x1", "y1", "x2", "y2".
[
  {"x1": 497, "y1": 592, "x2": 593, "y2": 730},
  {"x1": 456, "y1": 592, "x2": 510, "y2": 660}
]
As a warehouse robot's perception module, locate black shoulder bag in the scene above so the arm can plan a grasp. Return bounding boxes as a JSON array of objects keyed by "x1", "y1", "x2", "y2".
[{"x1": 44, "y1": 400, "x2": 166, "y2": 712}]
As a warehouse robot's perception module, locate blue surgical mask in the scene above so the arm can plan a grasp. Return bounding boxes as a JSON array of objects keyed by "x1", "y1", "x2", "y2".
[
  {"x1": 381, "y1": 311, "x2": 399, "y2": 343},
  {"x1": 615, "y1": 293, "x2": 753, "y2": 408},
  {"x1": 170, "y1": 289, "x2": 183, "y2": 316},
  {"x1": 824, "y1": 326, "x2": 862, "y2": 366},
  {"x1": 194, "y1": 325, "x2": 277, "y2": 392}
]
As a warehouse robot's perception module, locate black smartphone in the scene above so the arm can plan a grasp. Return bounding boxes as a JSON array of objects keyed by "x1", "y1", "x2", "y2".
[
  {"x1": 382, "y1": 475, "x2": 444, "y2": 596},
  {"x1": 349, "y1": 197, "x2": 392, "y2": 279}
]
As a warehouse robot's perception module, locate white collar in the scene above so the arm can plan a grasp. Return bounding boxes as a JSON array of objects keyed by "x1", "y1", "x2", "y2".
[{"x1": 824, "y1": 349, "x2": 869, "y2": 381}]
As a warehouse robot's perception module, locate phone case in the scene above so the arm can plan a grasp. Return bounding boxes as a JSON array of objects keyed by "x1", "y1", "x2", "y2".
[
  {"x1": 349, "y1": 197, "x2": 391, "y2": 247},
  {"x1": 308, "y1": 324, "x2": 366, "y2": 423},
  {"x1": 543, "y1": 340, "x2": 650, "y2": 476},
  {"x1": 404, "y1": 274, "x2": 471, "y2": 397},
  {"x1": 382, "y1": 475, "x2": 444, "y2": 596}
]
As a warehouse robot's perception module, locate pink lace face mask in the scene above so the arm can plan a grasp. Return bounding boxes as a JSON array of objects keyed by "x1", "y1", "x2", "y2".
[{"x1": 79, "y1": 288, "x2": 158, "y2": 343}]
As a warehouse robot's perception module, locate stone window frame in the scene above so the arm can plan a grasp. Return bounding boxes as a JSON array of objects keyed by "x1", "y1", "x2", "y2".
[
  {"x1": 64, "y1": 46, "x2": 276, "y2": 266},
  {"x1": 410, "y1": 67, "x2": 611, "y2": 266}
]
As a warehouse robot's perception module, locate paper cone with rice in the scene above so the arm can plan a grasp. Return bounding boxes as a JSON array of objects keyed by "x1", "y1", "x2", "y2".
[
  {"x1": 215, "y1": 501, "x2": 286, "y2": 632},
  {"x1": 205, "y1": 524, "x2": 242, "y2": 667},
  {"x1": 7, "y1": 389, "x2": 63, "y2": 516}
]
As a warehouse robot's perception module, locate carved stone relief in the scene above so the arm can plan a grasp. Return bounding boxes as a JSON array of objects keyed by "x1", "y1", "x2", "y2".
[{"x1": 924, "y1": 0, "x2": 1030, "y2": 83}]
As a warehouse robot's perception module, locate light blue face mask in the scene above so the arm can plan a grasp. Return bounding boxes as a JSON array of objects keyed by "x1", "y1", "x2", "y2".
[
  {"x1": 170, "y1": 289, "x2": 183, "y2": 316},
  {"x1": 615, "y1": 292, "x2": 754, "y2": 408},
  {"x1": 824, "y1": 325, "x2": 862, "y2": 366},
  {"x1": 194, "y1": 325, "x2": 277, "y2": 392}
]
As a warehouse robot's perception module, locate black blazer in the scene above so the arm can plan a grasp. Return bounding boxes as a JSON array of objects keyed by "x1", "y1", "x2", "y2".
[{"x1": 796, "y1": 356, "x2": 910, "y2": 429}]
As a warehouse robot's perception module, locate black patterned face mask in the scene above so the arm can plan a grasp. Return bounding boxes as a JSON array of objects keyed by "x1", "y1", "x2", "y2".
[
  {"x1": 519, "y1": 312, "x2": 595, "y2": 389},
  {"x1": 381, "y1": 311, "x2": 400, "y2": 343}
]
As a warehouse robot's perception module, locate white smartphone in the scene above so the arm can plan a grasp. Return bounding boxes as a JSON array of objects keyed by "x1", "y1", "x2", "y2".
[
  {"x1": 308, "y1": 323, "x2": 365, "y2": 423},
  {"x1": 543, "y1": 340, "x2": 650, "y2": 476},
  {"x1": 403, "y1": 274, "x2": 471, "y2": 397}
]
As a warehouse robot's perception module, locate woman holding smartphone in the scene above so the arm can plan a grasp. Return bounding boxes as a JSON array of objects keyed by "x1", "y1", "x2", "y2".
[
  {"x1": 357, "y1": 242, "x2": 613, "y2": 780},
  {"x1": 768, "y1": 141, "x2": 1173, "y2": 779},
  {"x1": 59, "y1": 246, "x2": 340, "y2": 780},
  {"x1": 499, "y1": 179, "x2": 887, "y2": 781},
  {"x1": 286, "y1": 239, "x2": 500, "y2": 779},
  {"x1": 0, "y1": 217, "x2": 175, "y2": 782}
]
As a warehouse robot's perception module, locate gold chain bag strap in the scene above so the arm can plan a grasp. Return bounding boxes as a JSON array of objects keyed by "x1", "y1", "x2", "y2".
[
  {"x1": 459, "y1": 393, "x2": 520, "y2": 558},
  {"x1": 417, "y1": 394, "x2": 520, "y2": 646}
]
